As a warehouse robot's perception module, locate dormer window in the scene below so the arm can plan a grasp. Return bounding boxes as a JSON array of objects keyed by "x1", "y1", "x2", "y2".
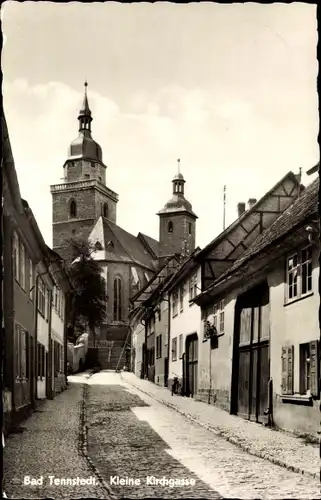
[{"x1": 168, "y1": 220, "x2": 173, "y2": 233}]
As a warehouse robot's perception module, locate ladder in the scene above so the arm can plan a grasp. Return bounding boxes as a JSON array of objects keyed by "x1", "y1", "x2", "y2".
[{"x1": 115, "y1": 327, "x2": 131, "y2": 373}]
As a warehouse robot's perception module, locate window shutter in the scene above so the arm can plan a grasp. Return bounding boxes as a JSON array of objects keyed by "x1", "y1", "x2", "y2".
[
  {"x1": 310, "y1": 340, "x2": 319, "y2": 397},
  {"x1": 287, "y1": 346, "x2": 294, "y2": 395},
  {"x1": 281, "y1": 346, "x2": 294, "y2": 395}
]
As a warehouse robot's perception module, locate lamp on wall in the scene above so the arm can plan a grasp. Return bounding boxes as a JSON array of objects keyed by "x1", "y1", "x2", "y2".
[{"x1": 305, "y1": 221, "x2": 319, "y2": 246}]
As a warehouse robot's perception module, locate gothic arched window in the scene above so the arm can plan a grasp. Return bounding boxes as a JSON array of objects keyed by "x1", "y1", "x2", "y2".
[
  {"x1": 103, "y1": 203, "x2": 108, "y2": 218},
  {"x1": 168, "y1": 220, "x2": 173, "y2": 233},
  {"x1": 113, "y1": 277, "x2": 122, "y2": 321},
  {"x1": 70, "y1": 200, "x2": 77, "y2": 218}
]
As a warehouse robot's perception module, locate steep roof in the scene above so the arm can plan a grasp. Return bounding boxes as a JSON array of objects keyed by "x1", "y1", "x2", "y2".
[
  {"x1": 196, "y1": 177, "x2": 318, "y2": 300},
  {"x1": 89, "y1": 216, "x2": 158, "y2": 270},
  {"x1": 196, "y1": 171, "x2": 301, "y2": 259},
  {"x1": 138, "y1": 232, "x2": 160, "y2": 259}
]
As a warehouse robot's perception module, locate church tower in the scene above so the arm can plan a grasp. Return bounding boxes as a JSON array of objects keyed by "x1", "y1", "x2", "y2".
[
  {"x1": 51, "y1": 82, "x2": 119, "y2": 261},
  {"x1": 157, "y1": 159, "x2": 197, "y2": 266}
]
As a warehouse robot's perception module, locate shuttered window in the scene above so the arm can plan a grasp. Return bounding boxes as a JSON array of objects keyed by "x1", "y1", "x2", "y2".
[
  {"x1": 15, "y1": 323, "x2": 21, "y2": 379},
  {"x1": 156, "y1": 335, "x2": 162, "y2": 359},
  {"x1": 13, "y1": 232, "x2": 19, "y2": 281},
  {"x1": 172, "y1": 337, "x2": 177, "y2": 361},
  {"x1": 300, "y1": 341, "x2": 319, "y2": 397},
  {"x1": 281, "y1": 346, "x2": 294, "y2": 395},
  {"x1": 20, "y1": 242, "x2": 26, "y2": 290},
  {"x1": 178, "y1": 334, "x2": 183, "y2": 359}
]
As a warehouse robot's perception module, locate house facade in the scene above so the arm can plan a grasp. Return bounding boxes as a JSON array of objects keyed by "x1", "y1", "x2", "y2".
[
  {"x1": 129, "y1": 256, "x2": 180, "y2": 385},
  {"x1": 194, "y1": 177, "x2": 319, "y2": 436},
  {"x1": 2, "y1": 114, "x2": 70, "y2": 432},
  {"x1": 165, "y1": 251, "x2": 202, "y2": 396},
  {"x1": 3, "y1": 115, "x2": 39, "y2": 428}
]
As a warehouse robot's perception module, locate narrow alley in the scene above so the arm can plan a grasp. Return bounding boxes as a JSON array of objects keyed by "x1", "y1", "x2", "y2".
[{"x1": 3, "y1": 371, "x2": 320, "y2": 500}]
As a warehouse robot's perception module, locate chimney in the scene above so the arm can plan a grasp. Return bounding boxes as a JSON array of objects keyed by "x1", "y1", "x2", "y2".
[
  {"x1": 248, "y1": 198, "x2": 257, "y2": 210},
  {"x1": 237, "y1": 202, "x2": 246, "y2": 218}
]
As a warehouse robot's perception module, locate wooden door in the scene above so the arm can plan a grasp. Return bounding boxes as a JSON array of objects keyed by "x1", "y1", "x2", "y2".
[
  {"x1": 236, "y1": 283, "x2": 270, "y2": 424},
  {"x1": 186, "y1": 334, "x2": 198, "y2": 397},
  {"x1": 164, "y1": 357, "x2": 168, "y2": 387}
]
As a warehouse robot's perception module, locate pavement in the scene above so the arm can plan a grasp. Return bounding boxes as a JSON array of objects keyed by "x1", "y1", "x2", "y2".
[
  {"x1": 3, "y1": 373, "x2": 109, "y2": 500},
  {"x1": 121, "y1": 371, "x2": 320, "y2": 480},
  {"x1": 3, "y1": 370, "x2": 321, "y2": 500}
]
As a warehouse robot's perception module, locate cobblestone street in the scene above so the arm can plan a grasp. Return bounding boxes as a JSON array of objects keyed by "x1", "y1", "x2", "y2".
[{"x1": 3, "y1": 371, "x2": 321, "y2": 499}]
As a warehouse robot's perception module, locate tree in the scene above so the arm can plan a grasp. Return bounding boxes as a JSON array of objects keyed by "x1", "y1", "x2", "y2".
[{"x1": 66, "y1": 237, "x2": 107, "y2": 346}]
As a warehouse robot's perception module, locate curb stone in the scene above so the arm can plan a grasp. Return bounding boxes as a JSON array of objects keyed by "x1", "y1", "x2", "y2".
[
  {"x1": 120, "y1": 374, "x2": 319, "y2": 481},
  {"x1": 79, "y1": 382, "x2": 117, "y2": 500}
]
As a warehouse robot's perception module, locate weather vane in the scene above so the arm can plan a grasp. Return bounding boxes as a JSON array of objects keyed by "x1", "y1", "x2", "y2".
[{"x1": 177, "y1": 158, "x2": 180, "y2": 174}]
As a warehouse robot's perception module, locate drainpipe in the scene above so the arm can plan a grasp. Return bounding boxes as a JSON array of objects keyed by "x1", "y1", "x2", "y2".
[
  {"x1": 167, "y1": 295, "x2": 171, "y2": 389},
  {"x1": 33, "y1": 273, "x2": 39, "y2": 405},
  {"x1": 47, "y1": 288, "x2": 53, "y2": 400},
  {"x1": 63, "y1": 292, "x2": 69, "y2": 388},
  {"x1": 208, "y1": 338, "x2": 212, "y2": 405},
  {"x1": 264, "y1": 377, "x2": 274, "y2": 426}
]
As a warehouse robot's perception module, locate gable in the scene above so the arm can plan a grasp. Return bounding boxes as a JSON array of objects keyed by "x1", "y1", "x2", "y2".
[{"x1": 199, "y1": 172, "x2": 301, "y2": 290}]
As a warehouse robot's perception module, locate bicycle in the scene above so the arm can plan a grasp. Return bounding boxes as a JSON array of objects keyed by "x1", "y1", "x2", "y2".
[{"x1": 171, "y1": 376, "x2": 181, "y2": 396}]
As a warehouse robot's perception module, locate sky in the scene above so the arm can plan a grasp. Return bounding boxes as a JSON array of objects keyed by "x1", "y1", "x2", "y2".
[{"x1": 2, "y1": 1, "x2": 318, "y2": 249}]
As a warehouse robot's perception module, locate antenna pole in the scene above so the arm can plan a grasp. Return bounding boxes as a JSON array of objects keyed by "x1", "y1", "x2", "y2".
[{"x1": 223, "y1": 185, "x2": 226, "y2": 230}]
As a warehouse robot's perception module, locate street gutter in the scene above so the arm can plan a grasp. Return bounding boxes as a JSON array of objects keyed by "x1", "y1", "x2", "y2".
[
  {"x1": 120, "y1": 373, "x2": 319, "y2": 481},
  {"x1": 79, "y1": 373, "x2": 117, "y2": 500}
]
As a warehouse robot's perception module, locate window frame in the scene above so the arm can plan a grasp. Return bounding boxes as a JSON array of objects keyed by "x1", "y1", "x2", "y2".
[
  {"x1": 172, "y1": 290, "x2": 178, "y2": 317},
  {"x1": 189, "y1": 273, "x2": 198, "y2": 301},
  {"x1": 172, "y1": 337, "x2": 177, "y2": 362},
  {"x1": 285, "y1": 246, "x2": 313, "y2": 304},
  {"x1": 29, "y1": 259, "x2": 34, "y2": 300},
  {"x1": 156, "y1": 334, "x2": 162, "y2": 359},
  {"x1": 69, "y1": 199, "x2": 77, "y2": 218},
  {"x1": 179, "y1": 284, "x2": 184, "y2": 312},
  {"x1": 178, "y1": 334, "x2": 183, "y2": 359},
  {"x1": 113, "y1": 276, "x2": 123, "y2": 321}
]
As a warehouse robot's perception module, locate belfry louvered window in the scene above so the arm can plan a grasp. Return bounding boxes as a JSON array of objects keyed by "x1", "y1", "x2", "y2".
[{"x1": 70, "y1": 200, "x2": 77, "y2": 218}]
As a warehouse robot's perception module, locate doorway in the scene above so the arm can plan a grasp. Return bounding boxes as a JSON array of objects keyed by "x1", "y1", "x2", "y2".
[
  {"x1": 232, "y1": 282, "x2": 270, "y2": 423},
  {"x1": 186, "y1": 333, "x2": 198, "y2": 397}
]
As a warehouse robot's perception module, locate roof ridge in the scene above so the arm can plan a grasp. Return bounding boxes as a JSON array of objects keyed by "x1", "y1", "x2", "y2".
[
  {"x1": 198, "y1": 171, "x2": 300, "y2": 256},
  {"x1": 214, "y1": 177, "x2": 319, "y2": 285},
  {"x1": 103, "y1": 218, "x2": 138, "y2": 264}
]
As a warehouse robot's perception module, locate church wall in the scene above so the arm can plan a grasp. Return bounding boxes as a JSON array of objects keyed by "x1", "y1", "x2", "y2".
[
  {"x1": 52, "y1": 187, "x2": 97, "y2": 223},
  {"x1": 64, "y1": 161, "x2": 83, "y2": 182},
  {"x1": 106, "y1": 262, "x2": 131, "y2": 324},
  {"x1": 95, "y1": 190, "x2": 117, "y2": 223}
]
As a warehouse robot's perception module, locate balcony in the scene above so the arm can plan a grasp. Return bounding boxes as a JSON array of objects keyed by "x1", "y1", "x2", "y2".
[{"x1": 50, "y1": 178, "x2": 119, "y2": 201}]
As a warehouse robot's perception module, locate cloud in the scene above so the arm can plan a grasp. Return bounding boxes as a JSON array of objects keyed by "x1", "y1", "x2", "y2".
[{"x1": 3, "y1": 76, "x2": 319, "y2": 249}]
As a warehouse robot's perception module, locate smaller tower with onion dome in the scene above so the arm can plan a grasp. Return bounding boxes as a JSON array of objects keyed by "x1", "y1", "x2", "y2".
[{"x1": 157, "y1": 159, "x2": 197, "y2": 266}]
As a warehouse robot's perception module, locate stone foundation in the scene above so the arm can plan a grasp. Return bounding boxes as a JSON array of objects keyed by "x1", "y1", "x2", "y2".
[{"x1": 196, "y1": 388, "x2": 230, "y2": 412}]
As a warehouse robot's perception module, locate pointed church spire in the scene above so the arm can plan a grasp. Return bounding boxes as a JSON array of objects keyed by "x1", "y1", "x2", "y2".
[{"x1": 78, "y1": 81, "x2": 92, "y2": 133}]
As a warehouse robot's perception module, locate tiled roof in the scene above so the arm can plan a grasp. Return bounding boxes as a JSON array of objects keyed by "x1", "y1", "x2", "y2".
[
  {"x1": 163, "y1": 247, "x2": 201, "y2": 292},
  {"x1": 215, "y1": 177, "x2": 319, "y2": 284},
  {"x1": 102, "y1": 218, "x2": 157, "y2": 270},
  {"x1": 196, "y1": 171, "x2": 300, "y2": 259},
  {"x1": 138, "y1": 233, "x2": 160, "y2": 258}
]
